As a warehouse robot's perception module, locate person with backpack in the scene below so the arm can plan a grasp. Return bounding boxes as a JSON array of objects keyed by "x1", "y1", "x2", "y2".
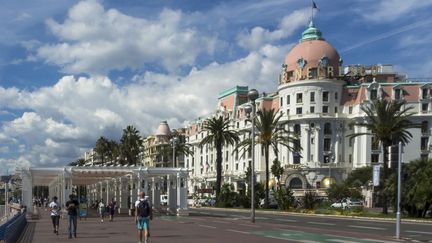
[
  {"x1": 65, "y1": 194, "x2": 79, "y2": 239},
  {"x1": 48, "y1": 196, "x2": 61, "y2": 235},
  {"x1": 135, "y1": 192, "x2": 153, "y2": 243}
]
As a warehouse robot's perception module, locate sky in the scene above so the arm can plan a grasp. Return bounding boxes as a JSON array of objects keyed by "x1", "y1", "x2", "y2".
[{"x1": 1, "y1": 0, "x2": 432, "y2": 175}]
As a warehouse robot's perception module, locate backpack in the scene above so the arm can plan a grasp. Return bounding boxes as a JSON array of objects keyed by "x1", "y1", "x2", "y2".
[{"x1": 137, "y1": 200, "x2": 150, "y2": 218}]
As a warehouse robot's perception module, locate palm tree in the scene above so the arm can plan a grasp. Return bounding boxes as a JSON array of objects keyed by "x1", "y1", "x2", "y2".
[
  {"x1": 68, "y1": 158, "x2": 85, "y2": 166},
  {"x1": 349, "y1": 99, "x2": 417, "y2": 214},
  {"x1": 161, "y1": 134, "x2": 194, "y2": 167},
  {"x1": 120, "y1": 125, "x2": 144, "y2": 166},
  {"x1": 200, "y1": 116, "x2": 240, "y2": 199},
  {"x1": 235, "y1": 108, "x2": 297, "y2": 208},
  {"x1": 94, "y1": 136, "x2": 110, "y2": 164}
]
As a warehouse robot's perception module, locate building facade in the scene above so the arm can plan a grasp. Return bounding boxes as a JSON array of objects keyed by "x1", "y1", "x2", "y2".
[{"x1": 184, "y1": 21, "x2": 432, "y2": 195}]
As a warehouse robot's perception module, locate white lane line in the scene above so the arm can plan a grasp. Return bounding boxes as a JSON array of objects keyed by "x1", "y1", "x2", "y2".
[
  {"x1": 360, "y1": 239, "x2": 397, "y2": 243},
  {"x1": 406, "y1": 230, "x2": 432, "y2": 235},
  {"x1": 226, "y1": 229, "x2": 251, "y2": 234},
  {"x1": 298, "y1": 240, "x2": 321, "y2": 243},
  {"x1": 212, "y1": 220, "x2": 230, "y2": 224},
  {"x1": 198, "y1": 224, "x2": 217, "y2": 229},
  {"x1": 349, "y1": 225, "x2": 386, "y2": 230},
  {"x1": 275, "y1": 218, "x2": 298, "y2": 222},
  {"x1": 307, "y1": 221, "x2": 335, "y2": 226},
  {"x1": 256, "y1": 216, "x2": 269, "y2": 220},
  {"x1": 328, "y1": 239, "x2": 360, "y2": 243},
  {"x1": 238, "y1": 223, "x2": 260, "y2": 228}
]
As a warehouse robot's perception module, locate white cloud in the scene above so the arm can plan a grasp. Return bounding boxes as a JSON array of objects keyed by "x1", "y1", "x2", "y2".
[
  {"x1": 361, "y1": 0, "x2": 432, "y2": 22},
  {"x1": 237, "y1": 8, "x2": 309, "y2": 50},
  {"x1": 36, "y1": 0, "x2": 216, "y2": 74}
]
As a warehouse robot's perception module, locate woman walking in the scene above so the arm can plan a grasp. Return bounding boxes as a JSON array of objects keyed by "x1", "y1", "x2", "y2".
[
  {"x1": 98, "y1": 199, "x2": 106, "y2": 222},
  {"x1": 48, "y1": 196, "x2": 61, "y2": 235}
]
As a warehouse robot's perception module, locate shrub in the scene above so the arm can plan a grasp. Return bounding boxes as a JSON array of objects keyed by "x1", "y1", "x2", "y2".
[
  {"x1": 303, "y1": 191, "x2": 319, "y2": 210},
  {"x1": 274, "y1": 187, "x2": 295, "y2": 211}
]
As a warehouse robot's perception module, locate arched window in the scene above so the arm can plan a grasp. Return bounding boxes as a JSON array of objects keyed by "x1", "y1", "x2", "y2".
[{"x1": 289, "y1": 178, "x2": 303, "y2": 189}]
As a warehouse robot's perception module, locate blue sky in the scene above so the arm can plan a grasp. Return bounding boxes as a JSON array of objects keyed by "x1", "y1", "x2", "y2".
[{"x1": 1, "y1": 0, "x2": 432, "y2": 174}]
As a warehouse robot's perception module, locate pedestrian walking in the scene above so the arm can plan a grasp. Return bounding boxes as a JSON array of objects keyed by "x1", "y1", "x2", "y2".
[
  {"x1": 65, "y1": 194, "x2": 79, "y2": 239},
  {"x1": 48, "y1": 196, "x2": 61, "y2": 235},
  {"x1": 108, "y1": 198, "x2": 117, "y2": 222},
  {"x1": 135, "y1": 192, "x2": 153, "y2": 243},
  {"x1": 98, "y1": 199, "x2": 106, "y2": 222}
]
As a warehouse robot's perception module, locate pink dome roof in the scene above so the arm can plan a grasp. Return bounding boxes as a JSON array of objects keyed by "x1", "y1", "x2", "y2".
[
  {"x1": 284, "y1": 39, "x2": 340, "y2": 73},
  {"x1": 154, "y1": 121, "x2": 171, "y2": 136}
]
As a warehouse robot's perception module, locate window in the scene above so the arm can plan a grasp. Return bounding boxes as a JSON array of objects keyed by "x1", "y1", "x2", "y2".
[
  {"x1": 371, "y1": 154, "x2": 379, "y2": 163},
  {"x1": 286, "y1": 109, "x2": 290, "y2": 115},
  {"x1": 334, "y1": 107, "x2": 338, "y2": 113},
  {"x1": 287, "y1": 95, "x2": 290, "y2": 105},
  {"x1": 324, "y1": 123, "x2": 332, "y2": 135},
  {"x1": 349, "y1": 137, "x2": 353, "y2": 147},
  {"x1": 394, "y1": 89, "x2": 402, "y2": 100},
  {"x1": 349, "y1": 106, "x2": 353, "y2": 114},
  {"x1": 296, "y1": 107, "x2": 302, "y2": 115},
  {"x1": 349, "y1": 154, "x2": 352, "y2": 163},
  {"x1": 323, "y1": 106, "x2": 329, "y2": 113},
  {"x1": 324, "y1": 138, "x2": 331, "y2": 151},
  {"x1": 323, "y1": 91, "x2": 329, "y2": 102},
  {"x1": 422, "y1": 88, "x2": 428, "y2": 99},
  {"x1": 294, "y1": 124, "x2": 301, "y2": 136},
  {"x1": 225, "y1": 164, "x2": 228, "y2": 171},
  {"x1": 235, "y1": 163, "x2": 239, "y2": 171},
  {"x1": 310, "y1": 106, "x2": 315, "y2": 113},
  {"x1": 296, "y1": 93, "x2": 303, "y2": 103},
  {"x1": 370, "y1": 89, "x2": 378, "y2": 100},
  {"x1": 280, "y1": 97, "x2": 283, "y2": 106},
  {"x1": 236, "y1": 122, "x2": 239, "y2": 128},
  {"x1": 422, "y1": 121, "x2": 429, "y2": 134},
  {"x1": 310, "y1": 92, "x2": 315, "y2": 103},
  {"x1": 422, "y1": 103, "x2": 428, "y2": 112},
  {"x1": 225, "y1": 151, "x2": 229, "y2": 161},
  {"x1": 421, "y1": 137, "x2": 429, "y2": 151},
  {"x1": 335, "y1": 92, "x2": 338, "y2": 100},
  {"x1": 371, "y1": 137, "x2": 379, "y2": 150}
]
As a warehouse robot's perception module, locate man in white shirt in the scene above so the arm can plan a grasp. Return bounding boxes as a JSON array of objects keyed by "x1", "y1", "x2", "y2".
[
  {"x1": 48, "y1": 196, "x2": 61, "y2": 235},
  {"x1": 135, "y1": 192, "x2": 153, "y2": 243}
]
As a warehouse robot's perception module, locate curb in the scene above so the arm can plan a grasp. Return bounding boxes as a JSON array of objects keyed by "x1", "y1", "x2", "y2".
[{"x1": 191, "y1": 207, "x2": 432, "y2": 224}]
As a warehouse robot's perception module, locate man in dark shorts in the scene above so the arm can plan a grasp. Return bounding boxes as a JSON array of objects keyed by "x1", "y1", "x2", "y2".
[
  {"x1": 66, "y1": 194, "x2": 79, "y2": 239},
  {"x1": 108, "y1": 198, "x2": 117, "y2": 221},
  {"x1": 135, "y1": 192, "x2": 153, "y2": 243}
]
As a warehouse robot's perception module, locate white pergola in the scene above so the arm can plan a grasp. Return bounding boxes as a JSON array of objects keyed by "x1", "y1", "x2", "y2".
[{"x1": 21, "y1": 166, "x2": 189, "y2": 216}]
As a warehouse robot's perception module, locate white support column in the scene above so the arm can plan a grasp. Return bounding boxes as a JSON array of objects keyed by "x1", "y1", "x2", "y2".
[
  {"x1": 167, "y1": 174, "x2": 177, "y2": 213},
  {"x1": 118, "y1": 177, "x2": 129, "y2": 214},
  {"x1": 21, "y1": 169, "x2": 33, "y2": 214},
  {"x1": 129, "y1": 175, "x2": 135, "y2": 216},
  {"x1": 63, "y1": 171, "x2": 72, "y2": 206},
  {"x1": 99, "y1": 182, "x2": 104, "y2": 202},
  {"x1": 105, "y1": 180, "x2": 110, "y2": 203},
  {"x1": 176, "y1": 172, "x2": 189, "y2": 216},
  {"x1": 152, "y1": 177, "x2": 161, "y2": 210}
]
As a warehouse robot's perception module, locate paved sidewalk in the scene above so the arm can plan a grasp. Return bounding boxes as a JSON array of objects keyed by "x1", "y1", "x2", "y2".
[{"x1": 20, "y1": 210, "x2": 290, "y2": 243}]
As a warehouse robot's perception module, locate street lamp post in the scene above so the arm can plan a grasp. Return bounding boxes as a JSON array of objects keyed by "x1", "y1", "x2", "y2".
[
  {"x1": 248, "y1": 89, "x2": 259, "y2": 223},
  {"x1": 171, "y1": 136, "x2": 178, "y2": 168},
  {"x1": 396, "y1": 142, "x2": 402, "y2": 239}
]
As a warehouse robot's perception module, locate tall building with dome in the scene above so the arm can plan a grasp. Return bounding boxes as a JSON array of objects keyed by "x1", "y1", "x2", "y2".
[{"x1": 184, "y1": 21, "x2": 432, "y2": 196}]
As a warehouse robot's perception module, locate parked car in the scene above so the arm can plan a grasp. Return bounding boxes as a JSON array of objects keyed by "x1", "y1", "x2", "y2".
[
  {"x1": 259, "y1": 193, "x2": 278, "y2": 209},
  {"x1": 160, "y1": 195, "x2": 168, "y2": 206},
  {"x1": 331, "y1": 199, "x2": 363, "y2": 209}
]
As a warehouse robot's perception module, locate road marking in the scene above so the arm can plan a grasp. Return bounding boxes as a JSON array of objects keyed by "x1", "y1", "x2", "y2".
[
  {"x1": 307, "y1": 221, "x2": 335, "y2": 226},
  {"x1": 198, "y1": 224, "x2": 216, "y2": 229},
  {"x1": 349, "y1": 225, "x2": 386, "y2": 230},
  {"x1": 256, "y1": 216, "x2": 269, "y2": 220},
  {"x1": 275, "y1": 218, "x2": 298, "y2": 222},
  {"x1": 328, "y1": 239, "x2": 359, "y2": 243},
  {"x1": 227, "y1": 229, "x2": 251, "y2": 234},
  {"x1": 212, "y1": 220, "x2": 230, "y2": 224},
  {"x1": 238, "y1": 223, "x2": 260, "y2": 228},
  {"x1": 298, "y1": 240, "x2": 321, "y2": 243},
  {"x1": 360, "y1": 239, "x2": 397, "y2": 243},
  {"x1": 406, "y1": 230, "x2": 432, "y2": 235}
]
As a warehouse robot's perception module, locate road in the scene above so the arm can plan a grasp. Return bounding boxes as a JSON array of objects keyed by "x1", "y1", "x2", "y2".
[{"x1": 190, "y1": 207, "x2": 432, "y2": 242}]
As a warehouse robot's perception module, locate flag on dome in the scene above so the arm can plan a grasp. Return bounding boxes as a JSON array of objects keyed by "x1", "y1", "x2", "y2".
[{"x1": 312, "y1": 1, "x2": 319, "y2": 10}]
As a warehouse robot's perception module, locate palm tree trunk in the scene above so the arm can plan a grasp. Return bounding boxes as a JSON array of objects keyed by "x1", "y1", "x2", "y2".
[
  {"x1": 265, "y1": 145, "x2": 270, "y2": 208},
  {"x1": 216, "y1": 143, "x2": 223, "y2": 199}
]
